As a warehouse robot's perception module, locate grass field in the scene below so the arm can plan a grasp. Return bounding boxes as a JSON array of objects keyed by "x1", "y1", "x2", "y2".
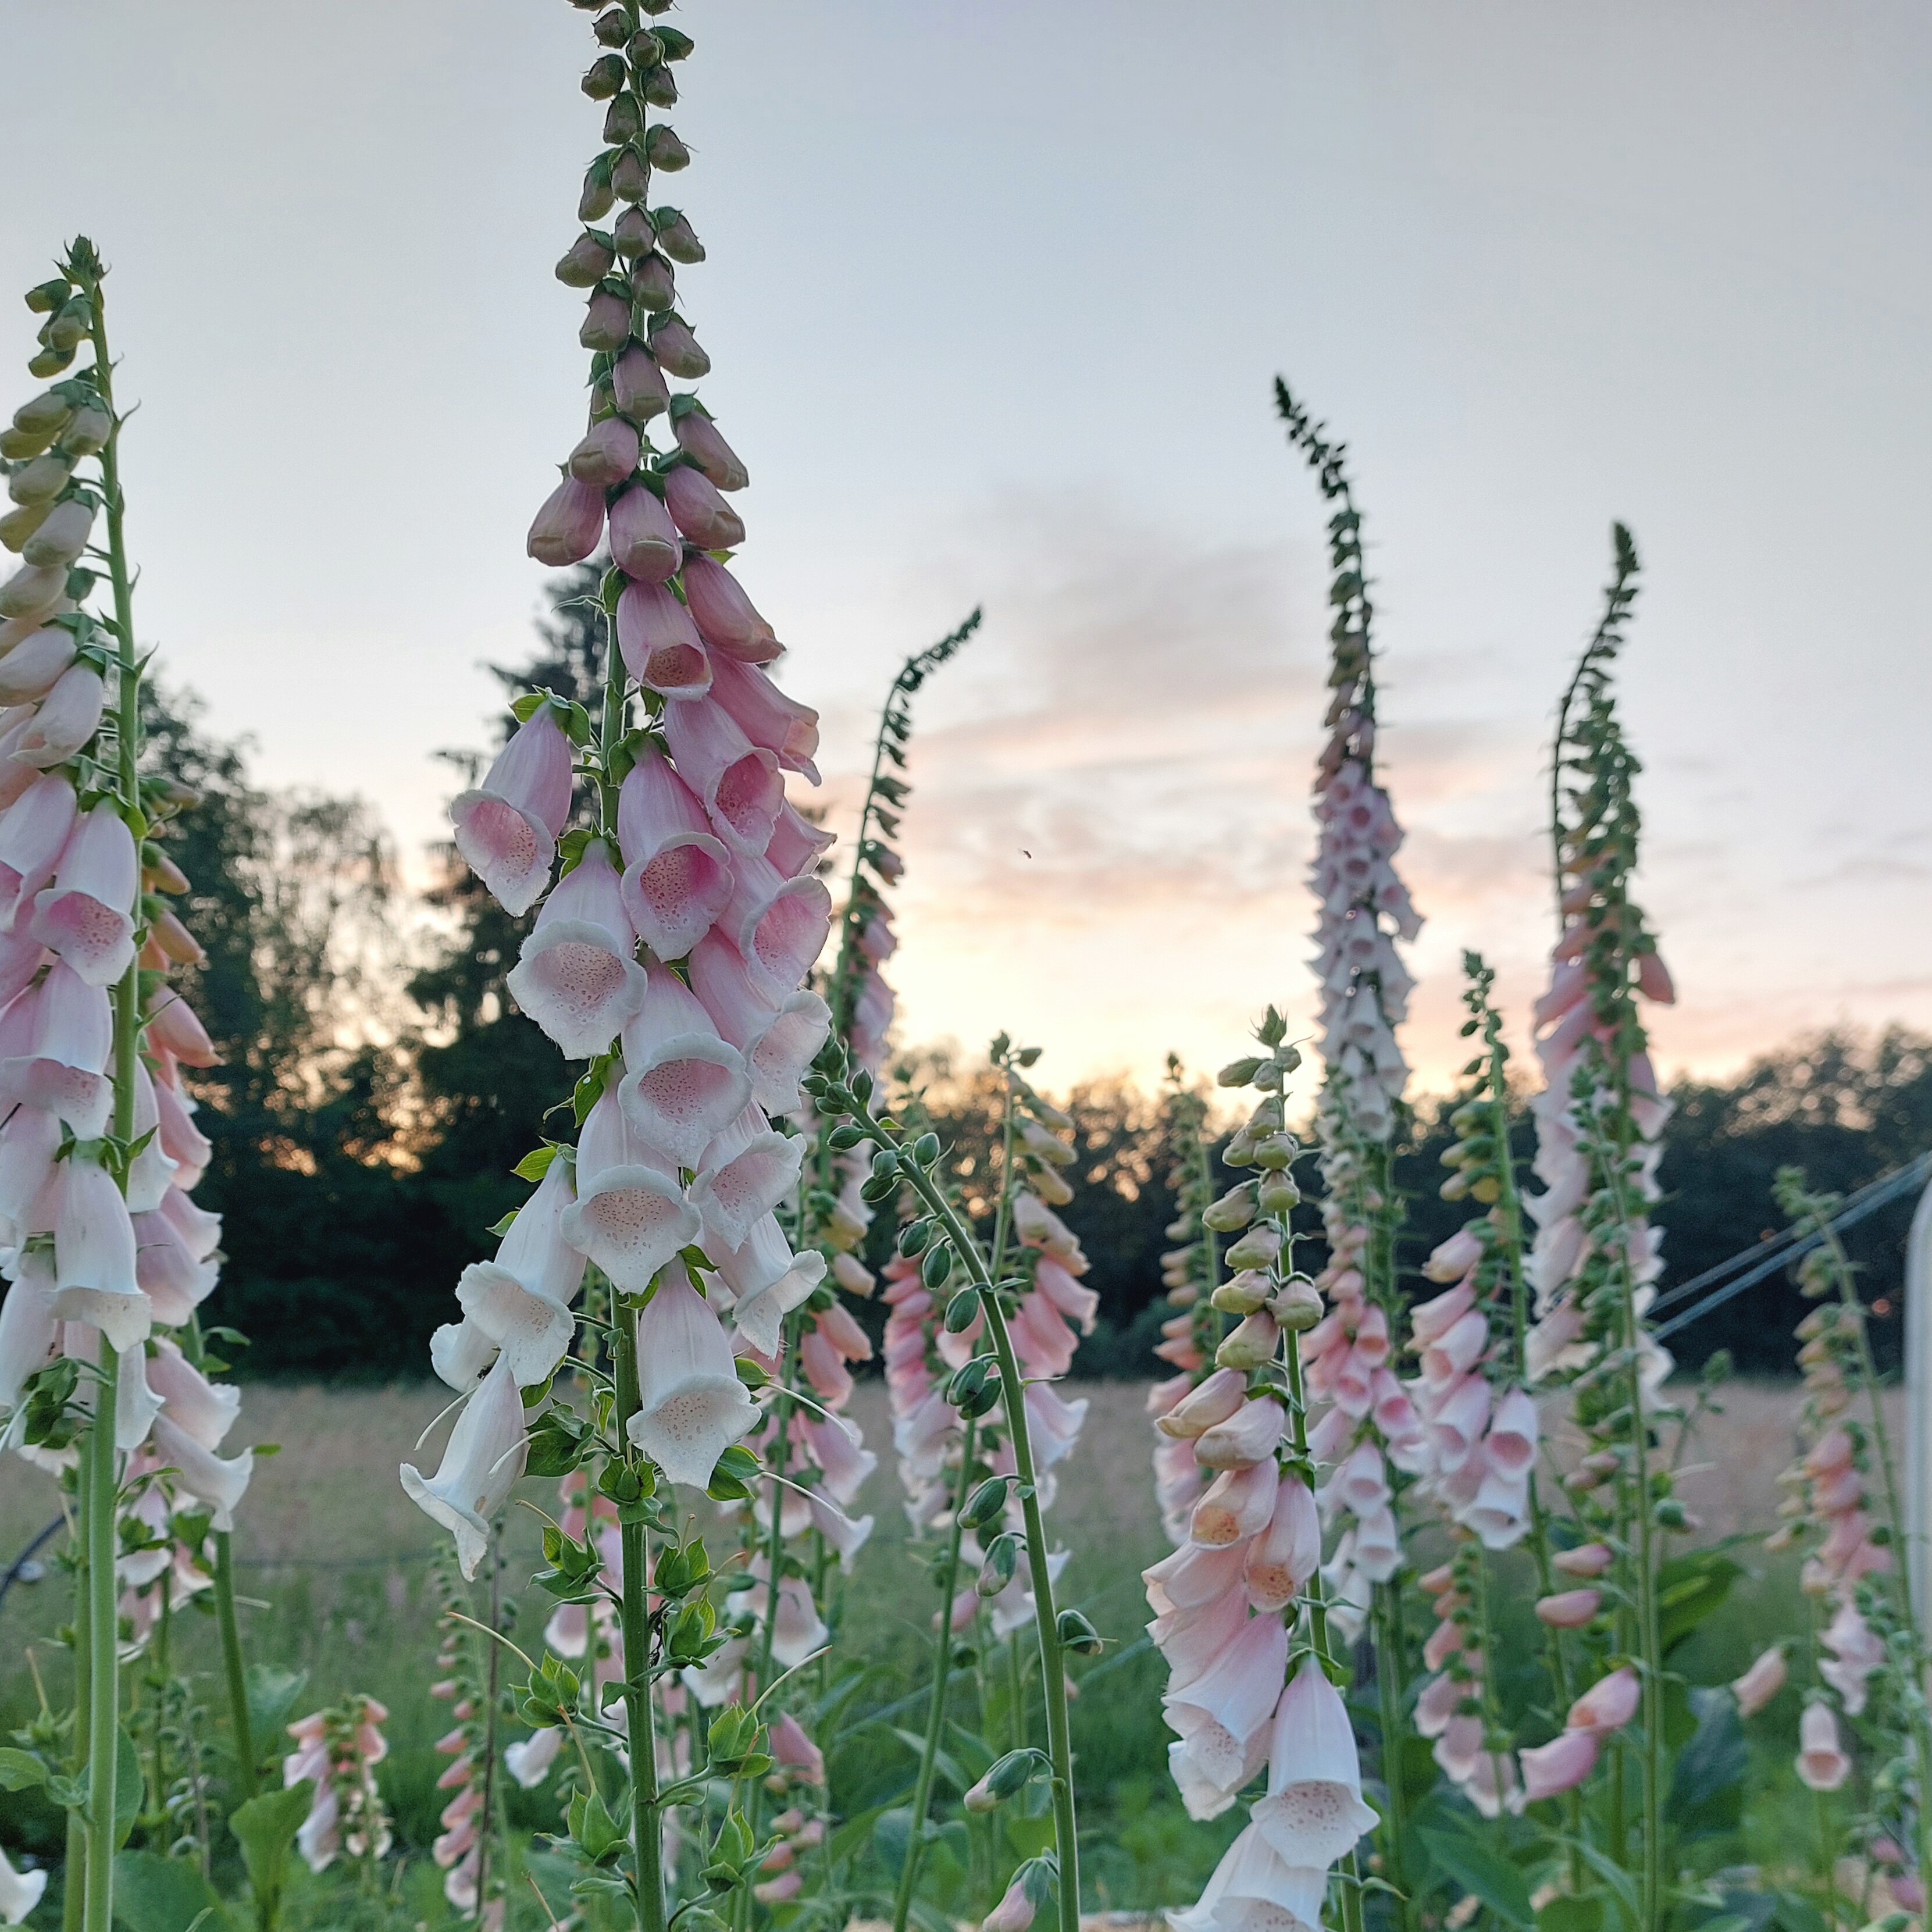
[{"x1": 0, "y1": 1377, "x2": 1856, "y2": 1920}]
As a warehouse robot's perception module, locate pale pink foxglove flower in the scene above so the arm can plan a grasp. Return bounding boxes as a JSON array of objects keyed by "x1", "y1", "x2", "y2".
[
  {"x1": 50, "y1": 1149, "x2": 148, "y2": 1348},
  {"x1": 0, "y1": 773, "x2": 70, "y2": 928},
  {"x1": 1190, "y1": 1460, "x2": 1279, "y2": 1546},
  {"x1": 0, "y1": 958, "x2": 112, "y2": 1135},
  {"x1": 1519, "y1": 1727, "x2": 1599, "y2": 1803},
  {"x1": 507, "y1": 837, "x2": 647, "y2": 1059},
  {"x1": 1252, "y1": 1659, "x2": 1378, "y2": 1866},
  {"x1": 1162, "y1": 1611, "x2": 1289, "y2": 1794},
  {"x1": 1534, "y1": 1589, "x2": 1601, "y2": 1628},
  {"x1": 451, "y1": 708, "x2": 575, "y2": 917},
  {"x1": 132, "y1": 1194, "x2": 222, "y2": 1326},
  {"x1": 714, "y1": 849, "x2": 833, "y2": 1005},
  {"x1": 0, "y1": 1844, "x2": 48, "y2": 1925},
  {"x1": 705, "y1": 654, "x2": 821, "y2": 782},
  {"x1": 672, "y1": 406, "x2": 748, "y2": 491},
  {"x1": 560, "y1": 1086, "x2": 700, "y2": 1295},
  {"x1": 1819, "y1": 1602, "x2": 1885, "y2": 1715},
  {"x1": 527, "y1": 475, "x2": 605, "y2": 567},
  {"x1": 1795, "y1": 1701, "x2": 1852, "y2": 1791},
  {"x1": 13, "y1": 664, "x2": 105, "y2": 767},
  {"x1": 687, "y1": 930, "x2": 830, "y2": 1116},
  {"x1": 1568, "y1": 1667, "x2": 1641, "y2": 1735},
  {"x1": 617, "y1": 578, "x2": 710, "y2": 694},
  {"x1": 615, "y1": 751, "x2": 735, "y2": 960},
  {"x1": 451, "y1": 1158, "x2": 587, "y2": 1386},
  {"x1": 663, "y1": 463, "x2": 745, "y2": 550},
  {"x1": 1168, "y1": 1823, "x2": 1328, "y2": 1932},
  {"x1": 691, "y1": 1103, "x2": 805, "y2": 1250},
  {"x1": 680, "y1": 555, "x2": 780, "y2": 664},
  {"x1": 608, "y1": 480, "x2": 683, "y2": 584},
  {"x1": 0, "y1": 623, "x2": 77, "y2": 703},
  {"x1": 151, "y1": 1411, "x2": 253, "y2": 1530},
  {"x1": 707, "y1": 1212, "x2": 825, "y2": 1356},
  {"x1": 402, "y1": 1352, "x2": 529, "y2": 1578},
  {"x1": 568, "y1": 414, "x2": 640, "y2": 489},
  {"x1": 1242, "y1": 1475, "x2": 1321, "y2": 1612},
  {"x1": 625, "y1": 1271, "x2": 758, "y2": 1487},
  {"x1": 1730, "y1": 1645, "x2": 1787, "y2": 1717},
  {"x1": 661, "y1": 696, "x2": 784, "y2": 857},
  {"x1": 31, "y1": 801, "x2": 137, "y2": 987},
  {"x1": 146, "y1": 1336, "x2": 241, "y2": 1449},
  {"x1": 617, "y1": 966, "x2": 753, "y2": 1168},
  {"x1": 505, "y1": 1725, "x2": 563, "y2": 1789}
]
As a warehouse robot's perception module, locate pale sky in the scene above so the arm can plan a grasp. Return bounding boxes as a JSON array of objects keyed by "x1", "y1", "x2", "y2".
[{"x1": 3, "y1": 2, "x2": 1927, "y2": 1093}]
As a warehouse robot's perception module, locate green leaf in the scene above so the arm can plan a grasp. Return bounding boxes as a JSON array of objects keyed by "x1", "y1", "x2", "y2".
[
  {"x1": 0, "y1": 1747, "x2": 48, "y2": 1791},
  {"x1": 229, "y1": 1779, "x2": 313, "y2": 1910},
  {"x1": 1668, "y1": 1687, "x2": 1746, "y2": 1836},
  {"x1": 888, "y1": 1726, "x2": 967, "y2": 1793},
  {"x1": 1562, "y1": 1837, "x2": 1642, "y2": 1932},
  {"x1": 244, "y1": 1666, "x2": 308, "y2": 1762},
  {"x1": 1655, "y1": 1552, "x2": 1744, "y2": 1655},
  {"x1": 1771, "y1": 1892, "x2": 1828, "y2": 1932},
  {"x1": 872, "y1": 1805, "x2": 912, "y2": 1878},
  {"x1": 1417, "y1": 1826, "x2": 1535, "y2": 1928},
  {"x1": 1538, "y1": 1897, "x2": 1604, "y2": 1932},
  {"x1": 112, "y1": 1849, "x2": 231, "y2": 1931},
  {"x1": 514, "y1": 1143, "x2": 561, "y2": 1181},
  {"x1": 1004, "y1": 1812, "x2": 1057, "y2": 1860}
]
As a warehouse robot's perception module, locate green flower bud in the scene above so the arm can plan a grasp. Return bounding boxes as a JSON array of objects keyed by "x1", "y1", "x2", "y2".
[
  {"x1": 655, "y1": 26, "x2": 694, "y2": 59},
  {"x1": 630, "y1": 252, "x2": 676, "y2": 312},
  {"x1": 579, "y1": 156, "x2": 616, "y2": 222},
  {"x1": 23, "y1": 279, "x2": 69, "y2": 315},
  {"x1": 6, "y1": 452, "x2": 73, "y2": 507},
  {"x1": 612, "y1": 205, "x2": 655, "y2": 258},
  {"x1": 626, "y1": 29, "x2": 665, "y2": 66},
  {"x1": 592, "y1": 8, "x2": 629, "y2": 45},
  {"x1": 46, "y1": 297, "x2": 92, "y2": 354},
  {"x1": 644, "y1": 124, "x2": 690, "y2": 171},
  {"x1": 653, "y1": 207, "x2": 705, "y2": 263},
  {"x1": 1270, "y1": 1277, "x2": 1325, "y2": 1331},
  {"x1": 1223, "y1": 1225, "x2": 1282, "y2": 1272},
  {"x1": 556, "y1": 231, "x2": 617, "y2": 287},
  {"x1": 641, "y1": 65, "x2": 678, "y2": 109},
  {"x1": 1257, "y1": 1173, "x2": 1300, "y2": 1214},
  {"x1": 1200, "y1": 1183, "x2": 1256, "y2": 1234},
  {"x1": 1210, "y1": 1272, "x2": 1270, "y2": 1316},
  {"x1": 604, "y1": 93, "x2": 644, "y2": 144},
  {"x1": 582, "y1": 53, "x2": 626, "y2": 98},
  {"x1": 1217, "y1": 1055, "x2": 1263, "y2": 1088}
]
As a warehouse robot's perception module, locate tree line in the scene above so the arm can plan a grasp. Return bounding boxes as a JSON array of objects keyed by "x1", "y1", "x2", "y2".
[{"x1": 169, "y1": 578, "x2": 1931, "y2": 1381}]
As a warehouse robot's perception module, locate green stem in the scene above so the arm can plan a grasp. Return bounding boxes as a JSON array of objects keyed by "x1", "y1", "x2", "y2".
[
  {"x1": 83, "y1": 1344, "x2": 121, "y2": 1932},
  {"x1": 212, "y1": 1532, "x2": 257, "y2": 1802},
  {"x1": 613, "y1": 1306, "x2": 666, "y2": 1932},
  {"x1": 1372, "y1": 1582, "x2": 1413, "y2": 1932},
  {"x1": 903, "y1": 1171, "x2": 1081, "y2": 1932},
  {"x1": 65, "y1": 1486, "x2": 91, "y2": 1932},
  {"x1": 890, "y1": 1413, "x2": 981, "y2": 1932}
]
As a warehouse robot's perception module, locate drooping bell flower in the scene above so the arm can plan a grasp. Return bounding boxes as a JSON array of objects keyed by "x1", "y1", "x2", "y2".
[
  {"x1": 687, "y1": 928, "x2": 830, "y2": 1115},
  {"x1": 1251, "y1": 1659, "x2": 1378, "y2": 1867},
  {"x1": 0, "y1": 960, "x2": 112, "y2": 1135},
  {"x1": 506, "y1": 837, "x2": 647, "y2": 1058},
  {"x1": 680, "y1": 554, "x2": 779, "y2": 663},
  {"x1": 32, "y1": 800, "x2": 137, "y2": 986},
  {"x1": 559, "y1": 1086, "x2": 700, "y2": 1294},
  {"x1": 694, "y1": 653, "x2": 819, "y2": 783},
  {"x1": 716, "y1": 850, "x2": 833, "y2": 1003},
  {"x1": 13, "y1": 663, "x2": 104, "y2": 767},
  {"x1": 1162, "y1": 1608, "x2": 1288, "y2": 1794},
  {"x1": 614, "y1": 750, "x2": 735, "y2": 960},
  {"x1": 402, "y1": 1351, "x2": 529, "y2": 1578},
  {"x1": 0, "y1": 769, "x2": 75, "y2": 928},
  {"x1": 1169, "y1": 1823, "x2": 1328, "y2": 1932},
  {"x1": 51, "y1": 1148, "x2": 149, "y2": 1349},
  {"x1": 1795, "y1": 1701, "x2": 1852, "y2": 1792},
  {"x1": 704, "y1": 1212, "x2": 825, "y2": 1356},
  {"x1": 618, "y1": 578, "x2": 711, "y2": 695},
  {"x1": 0, "y1": 1247, "x2": 59, "y2": 1417},
  {"x1": 526, "y1": 474, "x2": 605, "y2": 567},
  {"x1": 450, "y1": 708, "x2": 575, "y2": 917},
  {"x1": 146, "y1": 1335, "x2": 242, "y2": 1449},
  {"x1": 689, "y1": 1102, "x2": 804, "y2": 1250},
  {"x1": 151, "y1": 1412, "x2": 254, "y2": 1530},
  {"x1": 617, "y1": 965, "x2": 753, "y2": 1168},
  {"x1": 452, "y1": 1157, "x2": 587, "y2": 1385},
  {"x1": 625, "y1": 1271, "x2": 758, "y2": 1487},
  {"x1": 671, "y1": 401, "x2": 748, "y2": 490},
  {"x1": 1730, "y1": 1645, "x2": 1787, "y2": 1717},
  {"x1": 661, "y1": 696, "x2": 784, "y2": 856}
]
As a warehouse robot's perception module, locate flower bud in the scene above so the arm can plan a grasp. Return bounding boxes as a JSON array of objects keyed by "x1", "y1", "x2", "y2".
[
  {"x1": 555, "y1": 231, "x2": 616, "y2": 287},
  {"x1": 626, "y1": 28, "x2": 665, "y2": 65},
  {"x1": 612, "y1": 344, "x2": 670, "y2": 423},
  {"x1": 580, "y1": 289, "x2": 633, "y2": 353},
  {"x1": 663, "y1": 464, "x2": 744, "y2": 549},
  {"x1": 592, "y1": 6, "x2": 628, "y2": 44},
  {"x1": 1222, "y1": 1225, "x2": 1282, "y2": 1272},
  {"x1": 1215, "y1": 1310, "x2": 1281, "y2": 1372},
  {"x1": 0, "y1": 501, "x2": 51, "y2": 554},
  {"x1": 649, "y1": 313, "x2": 710, "y2": 379},
  {"x1": 1217, "y1": 1055, "x2": 1263, "y2": 1088},
  {"x1": 671, "y1": 404, "x2": 748, "y2": 490},
  {"x1": 21, "y1": 497, "x2": 94, "y2": 570},
  {"x1": 612, "y1": 148, "x2": 651, "y2": 203},
  {"x1": 27, "y1": 346, "x2": 74, "y2": 379},
  {"x1": 7, "y1": 453, "x2": 73, "y2": 507},
  {"x1": 24, "y1": 279, "x2": 70, "y2": 315},
  {"x1": 46, "y1": 297, "x2": 92, "y2": 354},
  {"x1": 0, "y1": 425, "x2": 55, "y2": 461},
  {"x1": 603, "y1": 94, "x2": 644, "y2": 144},
  {"x1": 0, "y1": 562, "x2": 66, "y2": 622},
  {"x1": 656, "y1": 26, "x2": 693, "y2": 58},
  {"x1": 644, "y1": 125, "x2": 690, "y2": 170},
  {"x1": 607, "y1": 483, "x2": 681, "y2": 582},
  {"x1": 568, "y1": 415, "x2": 641, "y2": 488},
  {"x1": 58, "y1": 405, "x2": 110, "y2": 458},
  {"x1": 630, "y1": 252, "x2": 677, "y2": 312},
  {"x1": 1210, "y1": 1273, "x2": 1270, "y2": 1317},
  {"x1": 1201, "y1": 1182, "x2": 1256, "y2": 1234},
  {"x1": 527, "y1": 475, "x2": 606, "y2": 567},
  {"x1": 612, "y1": 205, "x2": 655, "y2": 258},
  {"x1": 1270, "y1": 1277, "x2": 1324, "y2": 1330},
  {"x1": 579, "y1": 158, "x2": 616, "y2": 222},
  {"x1": 653, "y1": 208, "x2": 706, "y2": 263},
  {"x1": 641, "y1": 64, "x2": 678, "y2": 109},
  {"x1": 1257, "y1": 1173, "x2": 1300, "y2": 1214},
  {"x1": 1031, "y1": 1165, "x2": 1074, "y2": 1207},
  {"x1": 582, "y1": 53, "x2": 626, "y2": 98}
]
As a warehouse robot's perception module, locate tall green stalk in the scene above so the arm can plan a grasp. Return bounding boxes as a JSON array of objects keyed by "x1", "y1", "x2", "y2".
[
  {"x1": 213, "y1": 1534, "x2": 258, "y2": 1802},
  {"x1": 613, "y1": 1306, "x2": 667, "y2": 1932}
]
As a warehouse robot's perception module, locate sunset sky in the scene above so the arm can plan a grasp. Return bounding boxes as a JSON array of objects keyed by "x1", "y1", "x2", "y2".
[{"x1": 3, "y1": 2, "x2": 1926, "y2": 1095}]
